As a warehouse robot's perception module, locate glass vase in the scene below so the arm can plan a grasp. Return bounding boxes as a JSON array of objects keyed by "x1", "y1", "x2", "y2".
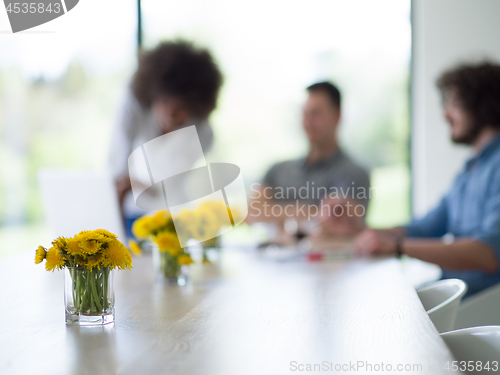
[
  {"x1": 152, "y1": 243, "x2": 189, "y2": 285},
  {"x1": 64, "y1": 267, "x2": 115, "y2": 326},
  {"x1": 201, "y1": 236, "x2": 221, "y2": 263}
]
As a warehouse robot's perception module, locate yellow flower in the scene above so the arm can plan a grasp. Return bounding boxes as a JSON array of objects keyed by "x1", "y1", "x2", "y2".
[
  {"x1": 45, "y1": 246, "x2": 66, "y2": 272},
  {"x1": 93, "y1": 229, "x2": 117, "y2": 239},
  {"x1": 80, "y1": 240, "x2": 101, "y2": 255},
  {"x1": 128, "y1": 240, "x2": 142, "y2": 256},
  {"x1": 174, "y1": 210, "x2": 197, "y2": 239},
  {"x1": 154, "y1": 232, "x2": 181, "y2": 254},
  {"x1": 35, "y1": 246, "x2": 46, "y2": 264},
  {"x1": 152, "y1": 210, "x2": 171, "y2": 228},
  {"x1": 177, "y1": 209, "x2": 197, "y2": 222},
  {"x1": 73, "y1": 255, "x2": 86, "y2": 267},
  {"x1": 52, "y1": 237, "x2": 67, "y2": 251},
  {"x1": 189, "y1": 202, "x2": 228, "y2": 242},
  {"x1": 66, "y1": 238, "x2": 85, "y2": 256},
  {"x1": 37, "y1": 230, "x2": 127, "y2": 272},
  {"x1": 199, "y1": 201, "x2": 227, "y2": 225},
  {"x1": 193, "y1": 219, "x2": 219, "y2": 243},
  {"x1": 178, "y1": 254, "x2": 194, "y2": 266},
  {"x1": 103, "y1": 239, "x2": 132, "y2": 270},
  {"x1": 132, "y1": 216, "x2": 154, "y2": 238},
  {"x1": 76, "y1": 230, "x2": 112, "y2": 244},
  {"x1": 202, "y1": 258, "x2": 212, "y2": 264},
  {"x1": 85, "y1": 253, "x2": 104, "y2": 270},
  {"x1": 167, "y1": 246, "x2": 182, "y2": 257}
]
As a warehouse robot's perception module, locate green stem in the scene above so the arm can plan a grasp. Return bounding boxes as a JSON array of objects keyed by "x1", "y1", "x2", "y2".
[
  {"x1": 90, "y1": 269, "x2": 102, "y2": 312},
  {"x1": 159, "y1": 251, "x2": 180, "y2": 279},
  {"x1": 80, "y1": 272, "x2": 86, "y2": 311},
  {"x1": 71, "y1": 268, "x2": 77, "y2": 310},
  {"x1": 70, "y1": 267, "x2": 110, "y2": 315},
  {"x1": 75, "y1": 270, "x2": 80, "y2": 311},
  {"x1": 80, "y1": 271, "x2": 88, "y2": 311},
  {"x1": 87, "y1": 272, "x2": 93, "y2": 313},
  {"x1": 103, "y1": 268, "x2": 109, "y2": 310}
]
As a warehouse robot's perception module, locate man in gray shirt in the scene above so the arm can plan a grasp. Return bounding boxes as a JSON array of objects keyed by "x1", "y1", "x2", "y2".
[{"x1": 248, "y1": 82, "x2": 370, "y2": 236}]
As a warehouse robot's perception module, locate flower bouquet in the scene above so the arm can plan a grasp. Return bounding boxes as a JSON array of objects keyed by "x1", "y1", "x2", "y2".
[
  {"x1": 35, "y1": 229, "x2": 132, "y2": 326},
  {"x1": 189, "y1": 201, "x2": 229, "y2": 262},
  {"x1": 130, "y1": 211, "x2": 194, "y2": 284}
]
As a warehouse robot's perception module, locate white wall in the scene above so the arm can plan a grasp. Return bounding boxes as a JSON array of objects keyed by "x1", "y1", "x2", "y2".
[{"x1": 412, "y1": 0, "x2": 500, "y2": 216}]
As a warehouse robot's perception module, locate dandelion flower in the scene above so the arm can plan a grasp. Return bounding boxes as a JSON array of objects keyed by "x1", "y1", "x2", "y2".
[
  {"x1": 45, "y1": 246, "x2": 66, "y2": 272},
  {"x1": 94, "y1": 229, "x2": 117, "y2": 239},
  {"x1": 198, "y1": 201, "x2": 227, "y2": 225},
  {"x1": 174, "y1": 210, "x2": 197, "y2": 239},
  {"x1": 35, "y1": 246, "x2": 46, "y2": 264},
  {"x1": 52, "y1": 237, "x2": 67, "y2": 251},
  {"x1": 154, "y1": 232, "x2": 181, "y2": 253},
  {"x1": 167, "y1": 246, "x2": 182, "y2": 257},
  {"x1": 35, "y1": 230, "x2": 132, "y2": 272},
  {"x1": 76, "y1": 230, "x2": 110, "y2": 244},
  {"x1": 85, "y1": 253, "x2": 103, "y2": 270},
  {"x1": 104, "y1": 240, "x2": 132, "y2": 270},
  {"x1": 128, "y1": 240, "x2": 142, "y2": 256},
  {"x1": 152, "y1": 210, "x2": 170, "y2": 228},
  {"x1": 178, "y1": 254, "x2": 194, "y2": 266},
  {"x1": 132, "y1": 216, "x2": 154, "y2": 239},
  {"x1": 80, "y1": 240, "x2": 101, "y2": 255},
  {"x1": 66, "y1": 238, "x2": 85, "y2": 256},
  {"x1": 73, "y1": 255, "x2": 86, "y2": 267}
]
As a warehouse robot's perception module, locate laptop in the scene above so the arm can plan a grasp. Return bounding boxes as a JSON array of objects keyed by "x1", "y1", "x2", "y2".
[{"x1": 38, "y1": 169, "x2": 127, "y2": 244}]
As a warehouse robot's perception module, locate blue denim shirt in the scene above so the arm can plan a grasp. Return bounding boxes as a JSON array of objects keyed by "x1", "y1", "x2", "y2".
[{"x1": 405, "y1": 134, "x2": 500, "y2": 298}]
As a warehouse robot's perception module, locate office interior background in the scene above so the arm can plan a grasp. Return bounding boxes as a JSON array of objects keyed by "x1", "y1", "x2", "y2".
[{"x1": 1, "y1": 0, "x2": 499, "y2": 256}]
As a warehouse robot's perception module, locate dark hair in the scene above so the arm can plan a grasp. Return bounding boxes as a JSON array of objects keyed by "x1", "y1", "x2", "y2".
[
  {"x1": 437, "y1": 62, "x2": 500, "y2": 129},
  {"x1": 306, "y1": 81, "x2": 342, "y2": 109},
  {"x1": 131, "y1": 40, "x2": 223, "y2": 118}
]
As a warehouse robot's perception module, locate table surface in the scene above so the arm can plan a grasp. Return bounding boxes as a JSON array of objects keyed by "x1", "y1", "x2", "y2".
[{"x1": 0, "y1": 248, "x2": 461, "y2": 375}]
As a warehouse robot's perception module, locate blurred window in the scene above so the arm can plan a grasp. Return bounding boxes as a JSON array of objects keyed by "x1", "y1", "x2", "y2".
[
  {"x1": 0, "y1": 0, "x2": 137, "y2": 255},
  {"x1": 142, "y1": 0, "x2": 411, "y2": 228},
  {"x1": 0, "y1": 0, "x2": 410, "y2": 255}
]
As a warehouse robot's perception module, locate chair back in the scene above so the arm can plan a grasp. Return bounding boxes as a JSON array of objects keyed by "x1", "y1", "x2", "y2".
[
  {"x1": 455, "y1": 282, "x2": 500, "y2": 330},
  {"x1": 441, "y1": 326, "x2": 500, "y2": 373},
  {"x1": 417, "y1": 279, "x2": 468, "y2": 333}
]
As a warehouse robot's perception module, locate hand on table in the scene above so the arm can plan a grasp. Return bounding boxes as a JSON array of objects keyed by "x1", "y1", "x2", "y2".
[
  {"x1": 319, "y1": 198, "x2": 367, "y2": 237},
  {"x1": 354, "y1": 229, "x2": 398, "y2": 255}
]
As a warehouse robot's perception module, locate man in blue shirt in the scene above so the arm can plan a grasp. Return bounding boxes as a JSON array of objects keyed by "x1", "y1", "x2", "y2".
[{"x1": 353, "y1": 62, "x2": 500, "y2": 297}]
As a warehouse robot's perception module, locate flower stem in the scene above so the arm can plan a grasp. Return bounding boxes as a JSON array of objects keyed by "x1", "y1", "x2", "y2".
[
  {"x1": 103, "y1": 267, "x2": 109, "y2": 310},
  {"x1": 69, "y1": 267, "x2": 110, "y2": 315},
  {"x1": 90, "y1": 269, "x2": 102, "y2": 312},
  {"x1": 159, "y1": 251, "x2": 180, "y2": 279}
]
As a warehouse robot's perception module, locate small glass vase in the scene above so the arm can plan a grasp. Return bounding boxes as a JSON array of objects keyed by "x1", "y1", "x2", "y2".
[
  {"x1": 201, "y1": 237, "x2": 221, "y2": 263},
  {"x1": 64, "y1": 267, "x2": 115, "y2": 326},
  {"x1": 152, "y1": 243, "x2": 189, "y2": 285}
]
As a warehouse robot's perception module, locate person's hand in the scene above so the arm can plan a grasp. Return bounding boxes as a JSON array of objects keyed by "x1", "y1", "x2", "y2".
[
  {"x1": 319, "y1": 198, "x2": 367, "y2": 237},
  {"x1": 354, "y1": 228, "x2": 397, "y2": 255}
]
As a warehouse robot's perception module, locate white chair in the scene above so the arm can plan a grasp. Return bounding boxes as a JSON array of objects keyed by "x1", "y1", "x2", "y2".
[
  {"x1": 455, "y1": 282, "x2": 500, "y2": 330},
  {"x1": 441, "y1": 326, "x2": 500, "y2": 373},
  {"x1": 417, "y1": 279, "x2": 468, "y2": 333}
]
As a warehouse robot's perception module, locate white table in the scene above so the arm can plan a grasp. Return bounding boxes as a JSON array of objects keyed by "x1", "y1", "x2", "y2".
[{"x1": 0, "y1": 248, "x2": 461, "y2": 374}]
